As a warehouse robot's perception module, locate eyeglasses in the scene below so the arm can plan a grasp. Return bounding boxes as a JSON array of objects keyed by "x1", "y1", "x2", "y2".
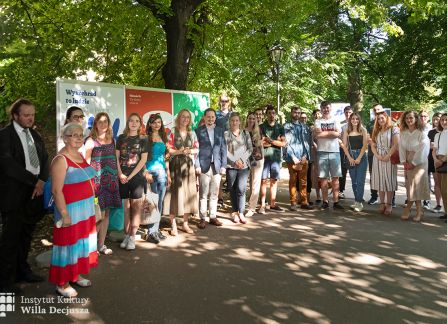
[
  {"x1": 65, "y1": 133, "x2": 83, "y2": 139},
  {"x1": 72, "y1": 115, "x2": 85, "y2": 120}
]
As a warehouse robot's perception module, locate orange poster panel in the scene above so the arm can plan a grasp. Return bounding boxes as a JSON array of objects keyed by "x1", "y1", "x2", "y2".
[{"x1": 125, "y1": 88, "x2": 173, "y2": 130}]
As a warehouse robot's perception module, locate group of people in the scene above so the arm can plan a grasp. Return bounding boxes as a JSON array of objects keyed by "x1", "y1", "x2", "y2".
[{"x1": 1, "y1": 96, "x2": 446, "y2": 298}]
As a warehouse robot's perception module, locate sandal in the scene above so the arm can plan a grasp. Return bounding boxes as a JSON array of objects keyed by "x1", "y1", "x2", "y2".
[
  {"x1": 75, "y1": 276, "x2": 92, "y2": 288},
  {"x1": 98, "y1": 245, "x2": 113, "y2": 255},
  {"x1": 238, "y1": 213, "x2": 247, "y2": 224},
  {"x1": 379, "y1": 203, "x2": 386, "y2": 214},
  {"x1": 384, "y1": 204, "x2": 393, "y2": 216},
  {"x1": 56, "y1": 285, "x2": 78, "y2": 297},
  {"x1": 182, "y1": 224, "x2": 194, "y2": 234}
]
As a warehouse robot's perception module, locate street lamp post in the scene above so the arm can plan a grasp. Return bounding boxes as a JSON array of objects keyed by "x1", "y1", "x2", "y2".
[{"x1": 269, "y1": 44, "x2": 285, "y2": 115}]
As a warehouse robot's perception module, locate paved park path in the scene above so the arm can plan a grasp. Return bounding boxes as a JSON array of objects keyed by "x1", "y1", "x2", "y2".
[{"x1": 6, "y1": 168, "x2": 447, "y2": 323}]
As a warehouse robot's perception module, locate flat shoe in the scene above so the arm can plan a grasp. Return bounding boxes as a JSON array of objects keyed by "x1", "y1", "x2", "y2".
[
  {"x1": 75, "y1": 277, "x2": 91, "y2": 287},
  {"x1": 182, "y1": 225, "x2": 194, "y2": 234},
  {"x1": 56, "y1": 285, "x2": 78, "y2": 297}
]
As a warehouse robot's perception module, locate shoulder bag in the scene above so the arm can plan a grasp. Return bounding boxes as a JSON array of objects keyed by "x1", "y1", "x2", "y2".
[
  {"x1": 436, "y1": 133, "x2": 447, "y2": 173},
  {"x1": 389, "y1": 128, "x2": 400, "y2": 165},
  {"x1": 342, "y1": 135, "x2": 354, "y2": 170}
]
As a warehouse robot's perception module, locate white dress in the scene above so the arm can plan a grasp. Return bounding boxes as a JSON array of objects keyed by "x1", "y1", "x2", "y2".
[{"x1": 399, "y1": 129, "x2": 430, "y2": 201}]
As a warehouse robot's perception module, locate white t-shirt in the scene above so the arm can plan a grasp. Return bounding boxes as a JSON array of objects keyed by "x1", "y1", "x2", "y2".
[
  {"x1": 315, "y1": 117, "x2": 341, "y2": 152},
  {"x1": 434, "y1": 130, "x2": 447, "y2": 156}
]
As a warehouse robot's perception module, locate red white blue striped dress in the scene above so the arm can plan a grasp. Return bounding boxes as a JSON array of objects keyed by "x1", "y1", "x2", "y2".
[{"x1": 49, "y1": 155, "x2": 98, "y2": 286}]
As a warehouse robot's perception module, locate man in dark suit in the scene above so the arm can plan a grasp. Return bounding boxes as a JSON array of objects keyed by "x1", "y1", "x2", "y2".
[
  {"x1": 0, "y1": 98, "x2": 49, "y2": 292},
  {"x1": 195, "y1": 108, "x2": 227, "y2": 229}
]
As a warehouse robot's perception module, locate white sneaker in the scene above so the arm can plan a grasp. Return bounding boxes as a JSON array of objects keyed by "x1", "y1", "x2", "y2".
[
  {"x1": 245, "y1": 209, "x2": 255, "y2": 217},
  {"x1": 354, "y1": 202, "x2": 364, "y2": 212},
  {"x1": 120, "y1": 235, "x2": 129, "y2": 249},
  {"x1": 350, "y1": 203, "x2": 357, "y2": 210},
  {"x1": 258, "y1": 207, "x2": 266, "y2": 214},
  {"x1": 126, "y1": 236, "x2": 136, "y2": 250}
]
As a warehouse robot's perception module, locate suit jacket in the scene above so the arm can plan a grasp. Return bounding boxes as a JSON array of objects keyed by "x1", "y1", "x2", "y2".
[
  {"x1": 0, "y1": 123, "x2": 49, "y2": 212},
  {"x1": 195, "y1": 125, "x2": 227, "y2": 174}
]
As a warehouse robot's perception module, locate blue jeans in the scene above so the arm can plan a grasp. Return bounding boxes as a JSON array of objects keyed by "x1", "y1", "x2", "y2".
[
  {"x1": 148, "y1": 168, "x2": 167, "y2": 234},
  {"x1": 226, "y1": 168, "x2": 250, "y2": 214},
  {"x1": 348, "y1": 149, "x2": 368, "y2": 203}
]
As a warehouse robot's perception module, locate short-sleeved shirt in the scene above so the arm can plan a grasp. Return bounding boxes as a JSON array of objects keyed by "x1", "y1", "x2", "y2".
[
  {"x1": 315, "y1": 117, "x2": 341, "y2": 153},
  {"x1": 434, "y1": 130, "x2": 447, "y2": 156},
  {"x1": 260, "y1": 122, "x2": 285, "y2": 161},
  {"x1": 116, "y1": 134, "x2": 148, "y2": 176}
]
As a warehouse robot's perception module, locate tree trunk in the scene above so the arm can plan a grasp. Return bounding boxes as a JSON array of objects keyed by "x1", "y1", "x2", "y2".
[
  {"x1": 138, "y1": 0, "x2": 205, "y2": 90},
  {"x1": 347, "y1": 66, "x2": 364, "y2": 112}
]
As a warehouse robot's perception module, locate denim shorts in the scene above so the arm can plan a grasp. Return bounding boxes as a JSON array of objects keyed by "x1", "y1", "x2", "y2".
[
  {"x1": 317, "y1": 151, "x2": 342, "y2": 178},
  {"x1": 262, "y1": 159, "x2": 281, "y2": 180}
]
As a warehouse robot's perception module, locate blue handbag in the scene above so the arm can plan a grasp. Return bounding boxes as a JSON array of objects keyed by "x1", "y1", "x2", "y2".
[{"x1": 43, "y1": 178, "x2": 54, "y2": 213}]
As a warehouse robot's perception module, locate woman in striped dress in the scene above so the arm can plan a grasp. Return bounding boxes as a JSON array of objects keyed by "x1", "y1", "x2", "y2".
[
  {"x1": 371, "y1": 112, "x2": 399, "y2": 215},
  {"x1": 49, "y1": 123, "x2": 97, "y2": 297}
]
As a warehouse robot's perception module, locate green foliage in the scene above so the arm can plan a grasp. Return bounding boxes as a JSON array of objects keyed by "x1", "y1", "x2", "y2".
[{"x1": 1, "y1": 0, "x2": 446, "y2": 127}]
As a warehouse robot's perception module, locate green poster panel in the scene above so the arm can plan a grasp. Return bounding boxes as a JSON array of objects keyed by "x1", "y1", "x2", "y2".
[{"x1": 173, "y1": 92, "x2": 210, "y2": 129}]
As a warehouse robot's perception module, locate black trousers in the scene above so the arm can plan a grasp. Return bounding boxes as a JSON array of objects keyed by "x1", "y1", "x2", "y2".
[
  {"x1": 368, "y1": 151, "x2": 378, "y2": 200},
  {"x1": 339, "y1": 150, "x2": 347, "y2": 192},
  {"x1": 0, "y1": 195, "x2": 44, "y2": 288}
]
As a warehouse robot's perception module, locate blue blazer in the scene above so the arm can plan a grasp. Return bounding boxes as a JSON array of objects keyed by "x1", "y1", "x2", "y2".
[{"x1": 195, "y1": 125, "x2": 227, "y2": 174}]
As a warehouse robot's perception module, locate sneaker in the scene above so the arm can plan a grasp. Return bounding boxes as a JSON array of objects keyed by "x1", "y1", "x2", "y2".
[
  {"x1": 439, "y1": 214, "x2": 447, "y2": 220},
  {"x1": 289, "y1": 205, "x2": 299, "y2": 211},
  {"x1": 245, "y1": 209, "x2": 255, "y2": 217},
  {"x1": 147, "y1": 233, "x2": 160, "y2": 244},
  {"x1": 270, "y1": 205, "x2": 284, "y2": 212},
  {"x1": 120, "y1": 235, "x2": 129, "y2": 249},
  {"x1": 301, "y1": 204, "x2": 314, "y2": 210},
  {"x1": 315, "y1": 199, "x2": 322, "y2": 204},
  {"x1": 368, "y1": 197, "x2": 378, "y2": 205},
  {"x1": 321, "y1": 201, "x2": 329, "y2": 210},
  {"x1": 433, "y1": 205, "x2": 442, "y2": 213},
  {"x1": 333, "y1": 202, "x2": 344, "y2": 210},
  {"x1": 354, "y1": 202, "x2": 364, "y2": 212},
  {"x1": 217, "y1": 199, "x2": 224, "y2": 208},
  {"x1": 339, "y1": 192, "x2": 345, "y2": 199},
  {"x1": 392, "y1": 202, "x2": 396, "y2": 208},
  {"x1": 157, "y1": 231, "x2": 167, "y2": 240},
  {"x1": 258, "y1": 207, "x2": 266, "y2": 214},
  {"x1": 126, "y1": 236, "x2": 136, "y2": 250},
  {"x1": 98, "y1": 245, "x2": 113, "y2": 255},
  {"x1": 350, "y1": 203, "x2": 357, "y2": 210},
  {"x1": 423, "y1": 201, "x2": 431, "y2": 210}
]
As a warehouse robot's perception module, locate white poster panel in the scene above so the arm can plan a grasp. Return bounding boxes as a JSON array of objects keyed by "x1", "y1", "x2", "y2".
[{"x1": 56, "y1": 79, "x2": 126, "y2": 145}]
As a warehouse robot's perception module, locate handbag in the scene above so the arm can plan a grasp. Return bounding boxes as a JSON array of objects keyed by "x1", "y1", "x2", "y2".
[
  {"x1": 342, "y1": 136, "x2": 354, "y2": 169},
  {"x1": 44, "y1": 154, "x2": 67, "y2": 214},
  {"x1": 43, "y1": 179, "x2": 54, "y2": 213},
  {"x1": 141, "y1": 191, "x2": 161, "y2": 225},
  {"x1": 389, "y1": 128, "x2": 400, "y2": 165},
  {"x1": 435, "y1": 134, "x2": 447, "y2": 173}
]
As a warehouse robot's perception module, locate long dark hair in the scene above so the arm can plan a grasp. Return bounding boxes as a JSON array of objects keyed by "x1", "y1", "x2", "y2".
[{"x1": 145, "y1": 113, "x2": 168, "y2": 162}]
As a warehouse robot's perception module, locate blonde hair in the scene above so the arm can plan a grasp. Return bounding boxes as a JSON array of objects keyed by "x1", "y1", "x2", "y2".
[{"x1": 175, "y1": 109, "x2": 192, "y2": 131}]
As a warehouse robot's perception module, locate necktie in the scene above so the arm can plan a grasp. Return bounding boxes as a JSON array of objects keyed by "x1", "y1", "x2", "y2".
[{"x1": 24, "y1": 129, "x2": 39, "y2": 168}]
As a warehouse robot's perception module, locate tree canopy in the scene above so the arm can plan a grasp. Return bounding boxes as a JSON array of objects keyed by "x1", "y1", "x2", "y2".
[{"x1": 1, "y1": 0, "x2": 446, "y2": 126}]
